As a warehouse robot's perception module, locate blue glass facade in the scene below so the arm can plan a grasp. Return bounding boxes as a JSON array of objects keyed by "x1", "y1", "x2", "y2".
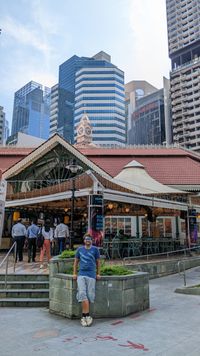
[
  {"x1": 74, "y1": 65, "x2": 125, "y2": 145},
  {"x1": 57, "y1": 52, "x2": 126, "y2": 145},
  {"x1": 12, "y1": 81, "x2": 50, "y2": 140}
]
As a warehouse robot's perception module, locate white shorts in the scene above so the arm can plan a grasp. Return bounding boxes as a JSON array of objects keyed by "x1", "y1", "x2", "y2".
[{"x1": 77, "y1": 276, "x2": 96, "y2": 303}]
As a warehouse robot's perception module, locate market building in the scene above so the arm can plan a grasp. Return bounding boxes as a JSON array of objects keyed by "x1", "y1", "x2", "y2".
[{"x1": 1, "y1": 122, "x2": 200, "y2": 255}]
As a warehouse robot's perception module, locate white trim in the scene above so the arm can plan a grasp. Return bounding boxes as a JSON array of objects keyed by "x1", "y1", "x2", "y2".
[
  {"x1": 2, "y1": 134, "x2": 112, "y2": 181},
  {"x1": 5, "y1": 186, "x2": 189, "y2": 211},
  {"x1": 5, "y1": 188, "x2": 92, "y2": 207}
]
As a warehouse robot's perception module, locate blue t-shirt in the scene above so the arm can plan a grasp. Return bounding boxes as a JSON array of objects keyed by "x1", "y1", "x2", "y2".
[{"x1": 75, "y1": 246, "x2": 100, "y2": 279}]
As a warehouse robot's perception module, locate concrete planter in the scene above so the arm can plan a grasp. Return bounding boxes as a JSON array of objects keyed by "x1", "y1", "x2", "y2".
[{"x1": 49, "y1": 257, "x2": 149, "y2": 319}]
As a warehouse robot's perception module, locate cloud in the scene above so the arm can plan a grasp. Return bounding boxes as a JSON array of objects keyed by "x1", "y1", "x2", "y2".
[
  {"x1": 127, "y1": 0, "x2": 170, "y2": 88},
  {"x1": 1, "y1": 16, "x2": 52, "y2": 56}
]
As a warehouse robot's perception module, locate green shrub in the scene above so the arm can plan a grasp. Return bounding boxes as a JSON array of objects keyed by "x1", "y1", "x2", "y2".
[
  {"x1": 100, "y1": 265, "x2": 133, "y2": 276},
  {"x1": 59, "y1": 250, "x2": 76, "y2": 259},
  {"x1": 63, "y1": 264, "x2": 133, "y2": 276}
]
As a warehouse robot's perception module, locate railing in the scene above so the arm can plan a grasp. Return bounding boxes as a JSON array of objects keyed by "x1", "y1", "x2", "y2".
[
  {"x1": 123, "y1": 244, "x2": 200, "y2": 264},
  {"x1": 0, "y1": 242, "x2": 17, "y2": 289},
  {"x1": 178, "y1": 260, "x2": 186, "y2": 286}
]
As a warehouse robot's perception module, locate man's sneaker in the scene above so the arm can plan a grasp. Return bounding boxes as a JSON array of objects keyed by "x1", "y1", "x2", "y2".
[
  {"x1": 85, "y1": 316, "x2": 93, "y2": 326},
  {"x1": 80, "y1": 317, "x2": 87, "y2": 327},
  {"x1": 40, "y1": 264, "x2": 44, "y2": 269}
]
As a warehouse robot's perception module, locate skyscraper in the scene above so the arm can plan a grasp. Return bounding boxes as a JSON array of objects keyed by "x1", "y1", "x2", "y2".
[
  {"x1": 0, "y1": 106, "x2": 5, "y2": 145},
  {"x1": 0, "y1": 106, "x2": 9, "y2": 145},
  {"x1": 166, "y1": 0, "x2": 200, "y2": 151},
  {"x1": 74, "y1": 64, "x2": 125, "y2": 145},
  {"x1": 11, "y1": 81, "x2": 50, "y2": 140},
  {"x1": 52, "y1": 51, "x2": 125, "y2": 145}
]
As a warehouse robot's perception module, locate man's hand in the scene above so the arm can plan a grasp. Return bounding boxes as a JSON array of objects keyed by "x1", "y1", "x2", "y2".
[
  {"x1": 96, "y1": 274, "x2": 101, "y2": 280},
  {"x1": 72, "y1": 274, "x2": 77, "y2": 280}
]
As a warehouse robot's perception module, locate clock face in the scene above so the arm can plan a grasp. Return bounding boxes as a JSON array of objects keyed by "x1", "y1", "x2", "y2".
[
  {"x1": 85, "y1": 126, "x2": 92, "y2": 135},
  {"x1": 78, "y1": 126, "x2": 84, "y2": 135}
]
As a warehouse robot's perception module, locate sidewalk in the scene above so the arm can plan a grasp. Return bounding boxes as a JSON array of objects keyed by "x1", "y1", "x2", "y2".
[{"x1": 1, "y1": 267, "x2": 200, "y2": 355}]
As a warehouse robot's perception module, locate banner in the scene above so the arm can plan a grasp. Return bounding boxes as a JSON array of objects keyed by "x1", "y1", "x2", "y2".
[{"x1": 88, "y1": 194, "x2": 104, "y2": 246}]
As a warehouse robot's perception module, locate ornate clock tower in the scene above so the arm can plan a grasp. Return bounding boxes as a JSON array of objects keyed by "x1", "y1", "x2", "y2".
[{"x1": 76, "y1": 114, "x2": 93, "y2": 146}]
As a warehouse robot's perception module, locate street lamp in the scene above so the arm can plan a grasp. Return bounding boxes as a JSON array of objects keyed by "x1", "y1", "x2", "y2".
[{"x1": 66, "y1": 160, "x2": 82, "y2": 249}]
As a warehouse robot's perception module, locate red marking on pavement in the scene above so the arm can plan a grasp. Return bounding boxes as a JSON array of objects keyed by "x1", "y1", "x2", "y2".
[
  {"x1": 62, "y1": 336, "x2": 78, "y2": 343},
  {"x1": 147, "y1": 308, "x2": 157, "y2": 313},
  {"x1": 97, "y1": 335, "x2": 118, "y2": 341},
  {"x1": 111, "y1": 320, "x2": 124, "y2": 325},
  {"x1": 129, "y1": 313, "x2": 141, "y2": 319},
  {"x1": 118, "y1": 340, "x2": 149, "y2": 351}
]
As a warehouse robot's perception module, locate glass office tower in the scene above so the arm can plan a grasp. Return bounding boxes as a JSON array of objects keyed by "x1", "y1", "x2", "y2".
[
  {"x1": 55, "y1": 51, "x2": 125, "y2": 145},
  {"x1": 11, "y1": 81, "x2": 50, "y2": 140},
  {"x1": 74, "y1": 66, "x2": 125, "y2": 145}
]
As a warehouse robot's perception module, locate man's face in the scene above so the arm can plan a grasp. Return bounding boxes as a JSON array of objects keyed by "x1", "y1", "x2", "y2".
[{"x1": 84, "y1": 237, "x2": 92, "y2": 247}]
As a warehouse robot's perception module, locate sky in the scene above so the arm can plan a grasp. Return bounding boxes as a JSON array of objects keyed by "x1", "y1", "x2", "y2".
[{"x1": 0, "y1": 0, "x2": 171, "y2": 128}]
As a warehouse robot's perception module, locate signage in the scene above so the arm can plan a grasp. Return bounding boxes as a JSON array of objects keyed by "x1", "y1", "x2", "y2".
[{"x1": 88, "y1": 194, "x2": 104, "y2": 246}]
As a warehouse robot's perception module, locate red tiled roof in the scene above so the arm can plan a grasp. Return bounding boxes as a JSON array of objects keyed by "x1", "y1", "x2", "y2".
[
  {"x1": 0, "y1": 148, "x2": 33, "y2": 172},
  {"x1": 78, "y1": 147, "x2": 200, "y2": 185},
  {"x1": 1, "y1": 144, "x2": 200, "y2": 186}
]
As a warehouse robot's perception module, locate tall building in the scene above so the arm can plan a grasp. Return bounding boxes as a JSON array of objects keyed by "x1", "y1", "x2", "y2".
[
  {"x1": 3, "y1": 119, "x2": 9, "y2": 144},
  {"x1": 166, "y1": 0, "x2": 200, "y2": 151},
  {"x1": 0, "y1": 106, "x2": 9, "y2": 145},
  {"x1": 11, "y1": 81, "x2": 50, "y2": 140},
  {"x1": 0, "y1": 106, "x2": 5, "y2": 145},
  {"x1": 53, "y1": 51, "x2": 125, "y2": 145},
  {"x1": 74, "y1": 65, "x2": 125, "y2": 145},
  {"x1": 125, "y1": 81, "x2": 158, "y2": 141},
  {"x1": 128, "y1": 78, "x2": 172, "y2": 146}
]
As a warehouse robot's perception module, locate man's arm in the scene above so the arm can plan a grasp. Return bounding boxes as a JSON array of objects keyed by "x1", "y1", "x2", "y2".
[
  {"x1": 96, "y1": 258, "x2": 101, "y2": 279},
  {"x1": 73, "y1": 258, "x2": 79, "y2": 280}
]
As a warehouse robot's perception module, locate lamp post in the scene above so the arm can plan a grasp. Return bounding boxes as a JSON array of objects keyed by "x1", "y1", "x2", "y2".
[{"x1": 66, "y1": 161, "x2": 82, "y2": 249}]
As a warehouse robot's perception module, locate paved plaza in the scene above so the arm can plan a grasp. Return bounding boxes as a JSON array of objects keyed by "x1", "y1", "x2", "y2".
[{"x1": 1, "y1": 267, "x2": 200, "y2": 356}]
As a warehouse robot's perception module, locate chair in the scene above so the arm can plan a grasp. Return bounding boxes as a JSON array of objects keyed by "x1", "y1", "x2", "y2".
[
  {"x1": 102, "y1": 241, "x2": 110, "y2": 259},
  {"x1": 111, "y1": 239, "x2": 121, "y2": 259},
  {"x1": 152, "y1": 240, "x2": 159, "y2": 254}
]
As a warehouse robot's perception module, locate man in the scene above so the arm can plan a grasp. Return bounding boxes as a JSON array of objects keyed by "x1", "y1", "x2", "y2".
[
  {"x1": 27, "y1": 218, "x2": 40, "y2": 262},
  {"x1": 73, "y1": 234, "x2": 100, "y2": 327},
  {"x1": 11, "y1": 218, "x2": 27, "y2": 262},
  {"x1": 54, "y1": 217, "x2": 69, "y2": 254}
]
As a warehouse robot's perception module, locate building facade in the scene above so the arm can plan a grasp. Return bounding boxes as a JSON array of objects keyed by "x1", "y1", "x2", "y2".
[
  {"x1": 166, "y1": 0, "x2": 200, "y2": 151},
  {"x1": 74, "y1": 65, "x2": 125, "y2": 145},
  {"x1": 125, "y1": 81, "x2": 158, "y2": 143},
  {"x1": 0, "y1": 106, "x2": 5, "y2": 145},
  {"x1": 0, "y1": 106, "x2": 9, "y2": 145},
  {"x1": 54, "y1": 51, "x2": 125, "y2": 145},
  {"x1": 128, "y1": 89, "x2": 166, "y2": 145},
  {"x1": 11, "y1": 81, "x2": 50, "y2": 140}
]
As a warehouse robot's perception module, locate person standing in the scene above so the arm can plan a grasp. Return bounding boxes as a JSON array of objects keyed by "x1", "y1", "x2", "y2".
[
  {"x1": 27, "y1": 218, "x2": 40, "y2": 263},
  {"x1": 73, "y1": 233, "x2": 101, "y2": 327},
  {"x1": 40, "y1": 219, "x2": 53, "y2": 269},
  {"x1": 54, "y1": 217, "x2": 69, "y2": 254},
  {"x1": 11, "y1": 218, "x2": 27, "y2": 262}
]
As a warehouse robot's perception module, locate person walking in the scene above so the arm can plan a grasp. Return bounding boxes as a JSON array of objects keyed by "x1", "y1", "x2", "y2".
[
  {"x1": 11, "y1": 218, "x2": 27, "y2": 262},
  {"x1": 27, "y1": 218, "x2": 40, "y2": 263},
  {"x1": 54, "y1": 217, "x2": 69, "y2": 254},
  {"x1": 73, "y1": 233, "x2": 101, "y2": 327},
  {"x1": 39, "y1": 219, "x2": 53, "y2": 269}
]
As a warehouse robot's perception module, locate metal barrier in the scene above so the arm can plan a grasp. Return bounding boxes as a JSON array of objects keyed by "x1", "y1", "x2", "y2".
[
  {"x1": 0, "y1": 242, "x2": 17, "y2": 289},
  {"x1": 177, "y1": 260, "x2": 186, "y2": 286},
  {"x1": 123, "y1": 244, "x2": 200, "y2": 264}
]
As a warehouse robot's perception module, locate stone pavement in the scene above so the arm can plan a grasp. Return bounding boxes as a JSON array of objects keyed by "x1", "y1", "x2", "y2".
[{"x1": 1, "y1": 267, "x2": 200, "y2": 356}]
